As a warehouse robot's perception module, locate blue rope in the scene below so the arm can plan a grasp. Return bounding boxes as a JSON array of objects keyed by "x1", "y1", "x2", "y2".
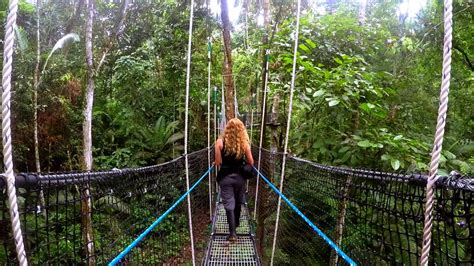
[
  {"x1": 109, "y1": 166, "x2": 214, "y2": 266},
  {"x1": 253, "y1": 166, "x2": 357, "y2": 266}
]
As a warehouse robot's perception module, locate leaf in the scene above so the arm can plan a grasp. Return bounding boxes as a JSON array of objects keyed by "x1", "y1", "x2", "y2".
[
  {"x1": 305, "y1": 39, "x2": 317, "y2": 49},
  {"x1": 417, "y1": 162, "x2": 428, "y2": 170},
  {"x1": 437, "y1": 169, "x2": 448, "y2": 177},
  {"x1": 340, "y1": 151, "x2": 351, "y2": 163},
  {"x1": 391, "y1": 159, "x2": 400, "y2": 170},
  {"x1": 165, "y1": 132, "x2": 184, "y2": 145},
  {"x1": 359, "y1": 103, "x2": 370, "y2": 113},
  {"x1": 299, "y1": 44, "x2": 310, "y2": 53},
  {"x1": 439, "y1": 154, "x2": 447, "y2": 163},
  {"x1": 328, "y1": 100, "x2": 340, "y2": 107},
  {"x1": 443, "y1": 151, "x2": 456, "y2": 160},
  {"x1": 359, "y1": 103, "x2": 376, "y2": 113},
  {"x1": 42, "y1": 33, "x2": 80, "y2": 74},
  {"x1": 313, "y1": 89, "x2": 325, "y2": 97},
  {"x1": 14, "y1": 25, "x2": 28, "y2": 52},
  {"x1": 357, "y1": 140, "x2": 372, "y2": 148},
  {"x1": 393, "y1": 135, "x2": 403, "y2": 141},
  {"x1": 338, "y1": 146, "x2": 350, "y2": 153},
  {"x1": 457, "y1": 143, "x2": 474, "y2": 155}
]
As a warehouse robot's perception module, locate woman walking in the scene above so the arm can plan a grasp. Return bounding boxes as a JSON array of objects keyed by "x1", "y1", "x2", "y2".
[{"x1": 214, "y1": 118, "x2": 254, "y2": 242}]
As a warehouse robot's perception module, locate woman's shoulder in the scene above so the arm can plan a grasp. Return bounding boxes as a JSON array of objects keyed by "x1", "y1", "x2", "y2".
[{"x1": 215, "y1": 138, "x2": 223, "y2": 147}]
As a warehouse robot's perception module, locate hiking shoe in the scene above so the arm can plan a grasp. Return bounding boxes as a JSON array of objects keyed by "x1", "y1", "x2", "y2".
[{"x1": 227, "y1": 235, "x2": 237, "y2": 242}]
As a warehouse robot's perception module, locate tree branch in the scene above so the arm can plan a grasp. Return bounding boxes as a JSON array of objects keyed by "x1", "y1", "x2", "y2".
[
  {"x1": 66, "y1": 0, "x2": 84, "y2": 33},
  {"x1": 453, "y1": 44, "x2": 474, "y2": 71},
  {"x1": 95, "y1": 0, "x2": 130, "y2": 74}
]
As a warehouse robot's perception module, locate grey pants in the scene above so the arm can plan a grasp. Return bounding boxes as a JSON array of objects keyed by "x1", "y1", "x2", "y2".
[{"x1": 219, "y1": 173, "x2": 245, "y2": 236}]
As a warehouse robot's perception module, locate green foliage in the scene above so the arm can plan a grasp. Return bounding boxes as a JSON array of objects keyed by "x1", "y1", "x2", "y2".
[
  {"x1": 14, "y1": 25, "x2": 29, "y2": 52},
  {"x1": 264, "y1": 2, "x2": 473, "y2": 175},
  {"x1": 1, "y1": 0, "x2": 472, "y2": 264}
]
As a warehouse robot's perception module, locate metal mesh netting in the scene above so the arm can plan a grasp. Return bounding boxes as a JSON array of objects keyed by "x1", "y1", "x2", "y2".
[
  {"x1": 0, "y1": 148, "x2": 214, "y2": 265},
  {"x1": 249, "y1": 147, "x2": 474, "y2": 265},
  {"x1": 2, "y1": 146, "x2": 473, "y2": 265}
]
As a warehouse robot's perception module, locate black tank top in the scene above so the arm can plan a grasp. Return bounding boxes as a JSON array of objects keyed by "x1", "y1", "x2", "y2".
[
  {"x1": 217, "y1": 140, "x2": 245, "y2": 181},
  {"x1": 222, "y1": 141, "x2": 245, "y2": 167}
]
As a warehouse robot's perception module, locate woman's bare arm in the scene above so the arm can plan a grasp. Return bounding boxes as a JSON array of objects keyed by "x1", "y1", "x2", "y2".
[
  {"x1": 245, "y1": 144, "x2": 254, "y2": 166},
  {"x1": 214, "y1": 138, "x2": 223, "y2": 166}
]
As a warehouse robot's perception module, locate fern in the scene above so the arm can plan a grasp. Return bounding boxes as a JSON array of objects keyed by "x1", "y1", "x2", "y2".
[{"x1": 14, "y1": 25, "x2": 28, "y2": 52}]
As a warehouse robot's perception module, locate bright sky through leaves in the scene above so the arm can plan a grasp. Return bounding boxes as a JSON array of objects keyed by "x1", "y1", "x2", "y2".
[{"x1": 210, "y1": 0, "x2": 428, "y2": 28}]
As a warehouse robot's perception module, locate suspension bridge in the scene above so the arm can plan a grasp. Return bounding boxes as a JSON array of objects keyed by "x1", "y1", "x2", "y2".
[
  {"x1": 1, "y1": 147, "x2": 473, "y2": 265},
  {"x1": 1, "y1": 0, "x2": 473, "y2": 265}
]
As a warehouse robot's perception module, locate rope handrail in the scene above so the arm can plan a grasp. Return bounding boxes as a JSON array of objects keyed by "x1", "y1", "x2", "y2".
[
  {"x1": 253, "y1": 166, "x2": 357, "y2": 266},
  {"x1": 292, "y1": 156, "x2": 474, "y2": 191},
  {"x1": 108, "y1": 166, "x2": 214, "y2": 266},
  {"x1": 0, "y1": 149, "x2": 207, "y2": 189},
  {"x1": 252, "y1": 145, "x2": 474, "y2": 191},
  {"x1": 3, "y1": 145, "x2": 471, "y2": 191},
  {"x1": 253, "y1": 48, "x2": 271, "y2": 219}
]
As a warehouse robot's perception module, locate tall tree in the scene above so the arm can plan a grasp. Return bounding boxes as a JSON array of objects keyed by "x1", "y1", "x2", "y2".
[
  {"x1": 82, "y1": 0, "x2": 95, "y2": 264},
  {"x1": 221, "y1": 0, "x2": 235, "y2": 120},
  {"x1": 34, "y1": 0, "x2": 41, "y2": 173},
  {"x1": 256, "y1": 0, "x2": 271, "y2": 259}
]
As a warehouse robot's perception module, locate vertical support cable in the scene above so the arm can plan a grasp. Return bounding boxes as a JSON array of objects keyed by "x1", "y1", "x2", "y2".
[
  {"x1": 184, "y1": 0, "x2": 196, "y2": 264},
  {"x1": 247, "y1": 75, "x2": 258, "y2": 193},
  {"x1": 234, "y1": 78, "x2": 238, "y2": 117},
  {"x1": 420, "y1": 0, "x2": 452, "y2": 265},
  {"x1": 1, "y1": 0, "x2": 27, "y2": 265},
  {"x1": 249, "y1": 95, "x2": 254, "y2": 143},
  {"x1": 213, "y1": 85, "x2": 218, "y2": 195},
  {"x1": 247, "y1": 94, "x2": 254, "y2": 191},
  {"x1": 207, "y1": 38, "x2": 212, "y2": 221},
  {"x1": 270, "y1": 0, "x2": 301, "y2": 264},
  {"x1": 253, "y1": 49, "x2": 270, "y2": 220},
  {"x1": 213, "y1": 86, "x2": 217, "y2": 142},
  {"x1": 220, "y1": 79, "x2": 226, "y2": 132}
]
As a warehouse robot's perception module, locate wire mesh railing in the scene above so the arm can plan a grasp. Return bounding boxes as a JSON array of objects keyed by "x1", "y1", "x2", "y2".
[
  {"x1": 0, "y1": 148, "x2": 214, "y2": 265},
  {"x1": 1, "y1": 146, "x2": 473, "y2": 265},
  {"x1": 249, "y1": 147, "x2": 473, "y2": 265}
]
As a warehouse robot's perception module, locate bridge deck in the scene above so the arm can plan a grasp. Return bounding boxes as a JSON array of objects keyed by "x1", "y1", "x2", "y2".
[{"x1": 203, "y1": 203, "x2": 260, "y2": 265}]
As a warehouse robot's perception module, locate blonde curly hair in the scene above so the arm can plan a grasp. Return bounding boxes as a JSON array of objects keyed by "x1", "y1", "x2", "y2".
[{"x1": 222, "y1": 118, "x2": 249, "y2": 160}]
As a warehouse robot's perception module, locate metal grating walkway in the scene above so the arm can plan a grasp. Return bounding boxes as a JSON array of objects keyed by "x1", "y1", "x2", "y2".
[
  {"x1": 213, "y1": 203, "x2": 251, "y2": 235},
  {"x1": 203, "y1": 203, "x2": 260, "y2": 265}
]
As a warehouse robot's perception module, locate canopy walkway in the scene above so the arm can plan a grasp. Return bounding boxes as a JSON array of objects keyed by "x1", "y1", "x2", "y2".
[
  {"x1": 1, "y1": 147, "x2": 473, "y2": 265},
  {"x1": 0, "y1": 0, "x2": 468, "y2": 265},
  {"x1": 203, "y1": 201, "x2": 259, "y2": 265}
]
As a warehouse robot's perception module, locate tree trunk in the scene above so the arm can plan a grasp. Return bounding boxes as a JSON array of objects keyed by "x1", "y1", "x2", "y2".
[
  {"x1": 34, "y1": 0, "x2": 41, "y2": 174},
  {"x1": 34, "y1": 0, "x2": 47, "y2": 215},
  {"x1": 82, "y1": 0, "x2": 95, "y2": 264},
  {"x1": 330, "y1": 175, "x2": 352, "y2": 266},
  {"x1": 331, "y1": 103, "x2": 360, "y2": 265},
  {"x1": 83, "y1": 0, "x2": 94, "y2": 173},
  {"x1": 256, "y1": 0, "x2": 271, "y2": 260},
  {"x1": 220, "y1": 0, "x2": 235, "y2": 121}
]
